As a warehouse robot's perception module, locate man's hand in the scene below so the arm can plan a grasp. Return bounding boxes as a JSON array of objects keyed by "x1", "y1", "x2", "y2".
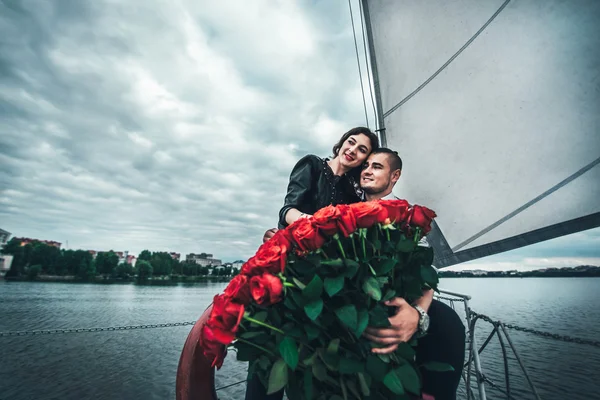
[
  {"x1": 262, "y1": 228, "x2": 278, "y2": 243},
  {"x1": 363, "y1": 297, "x2": 420, "y2": 354}
]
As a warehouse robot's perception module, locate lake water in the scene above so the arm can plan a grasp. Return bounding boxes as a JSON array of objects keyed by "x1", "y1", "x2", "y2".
[{"x1": 1, "y1": 278, "x2": 599, "y2": 400}]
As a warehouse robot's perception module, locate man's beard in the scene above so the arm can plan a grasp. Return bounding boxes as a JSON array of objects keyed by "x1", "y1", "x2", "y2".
[{"x1": 361, "y1": 184, "x2": 387, "y2": 195}]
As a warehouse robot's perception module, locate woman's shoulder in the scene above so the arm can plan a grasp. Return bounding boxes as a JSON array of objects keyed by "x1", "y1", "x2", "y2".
[
  {"x1": 297, "y1": 154, "x2": 323, "y2": 164},
  {"x1": 293, "y1": 154, "x2": 325, "y2": 170}
]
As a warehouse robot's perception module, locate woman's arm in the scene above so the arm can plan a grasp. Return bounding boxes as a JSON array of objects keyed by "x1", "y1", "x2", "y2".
[
  {"x1": 278, "y1": 155, "x2": 317, "y2": 228},
  {"x1": 284, "y1": 208, "x2": 311, "y2": 225}
]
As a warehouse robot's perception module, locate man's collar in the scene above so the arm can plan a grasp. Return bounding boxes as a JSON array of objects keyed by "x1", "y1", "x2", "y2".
[{"x1": 381, "y1": 192, "x2": 397, "y2": 200}]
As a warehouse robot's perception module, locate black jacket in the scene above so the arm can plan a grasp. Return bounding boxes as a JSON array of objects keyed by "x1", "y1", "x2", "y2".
[{"x1": 278, "y1": 155, "x2": 362, "y2": 228}]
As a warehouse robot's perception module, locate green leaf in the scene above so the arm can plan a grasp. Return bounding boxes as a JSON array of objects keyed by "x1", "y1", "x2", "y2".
[
  {"x1": 253, "y1": 311, "x2": 268, "y2": 322},
  {"x1": 267, "y1": 359, "x2": 288, "y2": 395},
  {"x1": 340, "y1": 376, "x2": 349, "y2": 400},
  {"x1": 355, "y1": 308, "x2": 369, "y2": 337},
  {"x1": 287, "y1": 327, "x2": 304, "y2": 339},
  {"x1": 396, "y1": 236, "x2": 415, "y2": 252},
  {"x1": 284, "y1": 296, "x2": 298, "y2": 310},
  {"x1": 398, "y1": 363, "x2": 421, "y2": 395},
  {"x1": 312, "y1": 361, "x2": 327, "y2": 382},
  {"x1": 377, "y1": 353, "x2": 391, "y2": 363},
  {"x1": 302, "y1": 351, "x2": 318, "y2": 366},
  {"x1": 421, "y1": 361, "x2": 455, "y2": 372},
  {"x1": 339, "y1": 358, "x2": 365, "y2": 374},
  {"x1": 335, "y1": 304, "x2": 357, "y2": 331},
  {"x1": 420, "y1": 265, "x2": 439, "y2": 288},
  {"x1": 321, "y1": 258, "x2": 344, "y2": 267},
  {"x1": 362, "y1": 277, "x2": 382, "y2": 301},
  {"x1": 304, "y1": 324, "x2": 320, "y2": 340},
  {"x1": 279, "y1": 337, "x2": 299, "y2": 370},
  {"x1": 382, "y1": 289, "x2": 396, "y2": 302},
  {"x1": 383, "y1": 368, "x2": 406, "y2": 395},
  {"x1": 358, "y1": 372, "x2": 371, "y2": 396},
  {"x1": 345, "y1": 379, "x2": 361, "y2": 399},
  {"x1": 326, "y1": 338, "x2": 340, "y2": 354},
  {"x1": 304, "y1": 298, "x2": 323, "y2": 321},
  {"x1": 376, "y1": 258, "x2": 397, "y2": 275},
  {"x1": 324, "y1": 275, "x2": 344, "y2": 297},
  {"x1": 395, "y1": 342, "x2": 416, "y2": 362},
  {"x1": 290, "y1": 289, "x2": 306, "y2": 308},
  {"x1": 303, "y1": 275, "x2": 323, "y2": 300},
  {"x1": 235, "y1": 341, "x2": 263, "y2": 361},
  {"x1": 292, "y1": 277, "x2": 306, "y2": 290},
  {"x1": 342, "y1": 259, "x2": 360, "y2": 278},
  {"x1": 239, "y1": 330, "x2": 265, "y2": 339},
  {"x1": 372, "y1": 239, "x2": 382, "y2": 251},
  {"x1": 303, "y1": 367, "x2": 313, "y2": 400},
  {"x1": 369, "y1": 264, "x2": 377, "y2": 275},
  {"x1": 366, "y1": 355, "x2": 389, "y2": 381},
  {"x1": 369, "y1": 305, "x2": 391, "y2": 327}
]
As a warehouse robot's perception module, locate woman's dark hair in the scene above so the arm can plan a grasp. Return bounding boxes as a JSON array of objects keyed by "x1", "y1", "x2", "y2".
[{"x1": 332, "y1": 127, "x2": 379, "y2": 157}]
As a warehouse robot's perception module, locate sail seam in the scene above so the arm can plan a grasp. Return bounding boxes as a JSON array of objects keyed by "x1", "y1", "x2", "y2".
[
  {"x1": 452, "y1": 156, "x2": 600, "y2": 252},
  {"x1": 383, "y1": 0, "x2": 512, "y2": 119}
]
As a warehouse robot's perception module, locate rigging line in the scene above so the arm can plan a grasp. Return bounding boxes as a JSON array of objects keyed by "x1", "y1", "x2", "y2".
[
  {"x1": 383, "y1": 0, "x2": 512, "y2": 119},
  {"x1": 348, "y1": 0, "x2": 370, "y2": 128},
  {"x1": 358, "y1": 0, "x2": 377, "y2": 131},
  {"x1": 453, "y1": 155, "x2": 600, "y2": 251}
]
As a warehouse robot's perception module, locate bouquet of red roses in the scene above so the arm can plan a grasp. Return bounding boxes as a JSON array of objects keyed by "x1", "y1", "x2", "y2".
[{"x1": 200, "y1": 199, "x2": 439, "y2": 399}]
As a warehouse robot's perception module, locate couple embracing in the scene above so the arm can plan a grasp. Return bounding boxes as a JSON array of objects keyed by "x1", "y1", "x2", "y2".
[{"x1": 248, "y1": 127, "x2": 465, "y2": 400}]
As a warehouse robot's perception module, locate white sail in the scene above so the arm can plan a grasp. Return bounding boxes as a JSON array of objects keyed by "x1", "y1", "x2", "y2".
[{"x1": 361, "y1": 0, "x2": 600, "y2": 267}]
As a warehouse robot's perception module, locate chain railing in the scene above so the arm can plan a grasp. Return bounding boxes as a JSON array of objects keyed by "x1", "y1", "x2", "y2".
[{"x1": 0, "y1": 321, "x2": 196, "y2": 337}]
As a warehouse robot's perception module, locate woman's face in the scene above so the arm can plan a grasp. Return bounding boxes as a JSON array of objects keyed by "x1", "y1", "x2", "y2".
[{"x1": 338, "y1": 133, "x2": 372, "y2": 169}]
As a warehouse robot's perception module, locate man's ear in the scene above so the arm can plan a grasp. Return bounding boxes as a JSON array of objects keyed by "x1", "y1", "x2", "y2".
[{"x1": 391, "y1": 169, "x2": 401, "y2": 184}]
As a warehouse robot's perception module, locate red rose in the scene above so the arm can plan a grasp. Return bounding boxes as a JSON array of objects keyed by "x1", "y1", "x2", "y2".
[
  {"x1": 336, "y1": 204, "x2": 357, "y2": 237},
  {"x1": 224, "y1": 274, "x2": 252, "y2": 304},
  {"x1": 200, "y1": 324, "x2": 226, "y2": 369},
  {"x1": 350, "y1": 202, "x2": 388, "y2": 228},
  {"x1": 312, "y1": 205, "x2": 341, "y2": 235},
  {"x1": 407, "y1": 205, "x2": 437, "y2": 234},
  {"x1": 241, "y1": 231, "x2": 290, "y2": 276},
  {"x1": 206, "y1": 294, "x2": 245, "y2": 345},
  {"x1": 250, "y1": 273, "x2": 284, "y2": 305},
  {"x1": 379, "y1": 199, "x2": 411, "y2": 224},
  {"x1": 288, "y1": 218, "x2": 326, "y2": 252}
]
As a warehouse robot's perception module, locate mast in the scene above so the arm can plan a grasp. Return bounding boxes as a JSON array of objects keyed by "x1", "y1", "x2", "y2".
[{"x1": 360, "y1": 0, "x2": 386, "y2": 147}]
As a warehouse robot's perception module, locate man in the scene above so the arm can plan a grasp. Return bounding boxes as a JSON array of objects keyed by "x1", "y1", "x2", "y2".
[
  {"x1": 357, "y1": 148, "x2": 466, "y2": 400},
  {"x1": 252, "y1": 148, "x2": 465, "y2": 400}
]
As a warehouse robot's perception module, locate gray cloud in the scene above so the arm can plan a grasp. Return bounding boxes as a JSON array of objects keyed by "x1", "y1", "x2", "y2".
[
  {"x1": 2, "y1": 0, "x2": 596, "y2": 264},
  {"x1": 0, "y1": 0, "x2": 373, "y2": 260}
]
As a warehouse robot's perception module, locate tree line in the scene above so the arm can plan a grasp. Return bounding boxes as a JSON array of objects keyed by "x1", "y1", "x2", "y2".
[{"x1": 2, "y1": 238, "x2": 239, "y2": 281}]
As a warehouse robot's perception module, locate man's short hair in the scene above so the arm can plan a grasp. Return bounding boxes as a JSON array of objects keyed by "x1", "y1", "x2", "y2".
[{"x1": 372, "y1": 148, "x2": 402, "y2": 172}]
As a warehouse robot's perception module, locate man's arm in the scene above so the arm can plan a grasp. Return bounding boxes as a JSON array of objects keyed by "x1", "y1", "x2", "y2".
[{"x1": 363, "y1": 288, "x2": 434, "y2": 354}]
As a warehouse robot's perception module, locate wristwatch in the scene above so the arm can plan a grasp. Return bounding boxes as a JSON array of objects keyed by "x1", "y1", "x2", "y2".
[{"x1": 413, "y1": 305, "x2": 430, "y2": 337}]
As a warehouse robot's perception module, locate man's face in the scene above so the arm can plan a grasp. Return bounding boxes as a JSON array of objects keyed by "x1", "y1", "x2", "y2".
[{"x1": 360, "y1": 153, "x2": 398, "y2": 194}]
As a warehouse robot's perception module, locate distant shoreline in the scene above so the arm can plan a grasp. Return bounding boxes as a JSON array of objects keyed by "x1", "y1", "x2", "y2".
[
  {"x1": 1, "y1": 274, "x2": 233, "y2": 284},
  {"x1": 438, "y1": 265, "x2": 600, "y2": 278}
]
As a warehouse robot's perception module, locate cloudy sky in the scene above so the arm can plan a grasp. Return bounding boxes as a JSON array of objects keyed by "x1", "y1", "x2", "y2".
[{"x1": 1, "y1": 0, "x2": 598, "y2": 269}]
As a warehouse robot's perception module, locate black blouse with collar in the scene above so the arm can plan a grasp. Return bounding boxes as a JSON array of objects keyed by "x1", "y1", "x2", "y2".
[{"x1": 278, "y1": 154, "x2": 363, "y2": 228}]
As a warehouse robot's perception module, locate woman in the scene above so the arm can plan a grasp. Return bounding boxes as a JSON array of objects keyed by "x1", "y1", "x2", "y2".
[
  {"x1": 246, "y1": 126, "x2": 379, "y2": 400},
  {"x1": 278, "y1": 126, "x2": 379, "y2": 229}
]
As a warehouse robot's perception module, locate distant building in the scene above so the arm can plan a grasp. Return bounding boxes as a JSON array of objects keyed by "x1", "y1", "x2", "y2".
[
  {"x1": 15, "y1": 237, "x2": 61, "y2": 249},
  {"x1": 0, "y1": 229, "x2": 11, "y2": 246},
  {"x1": 169, "y1": 252, "x2": 181, "y2": 261},
  {"x1": 0, "y1": 254, "x2": 13, "y2": 277},
  {"x1": 186, "y1": 252, "x2": 222, "y2": 266},
  {"x1": 232, "y1": 260, "x2": 245, "y2": 270}
]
